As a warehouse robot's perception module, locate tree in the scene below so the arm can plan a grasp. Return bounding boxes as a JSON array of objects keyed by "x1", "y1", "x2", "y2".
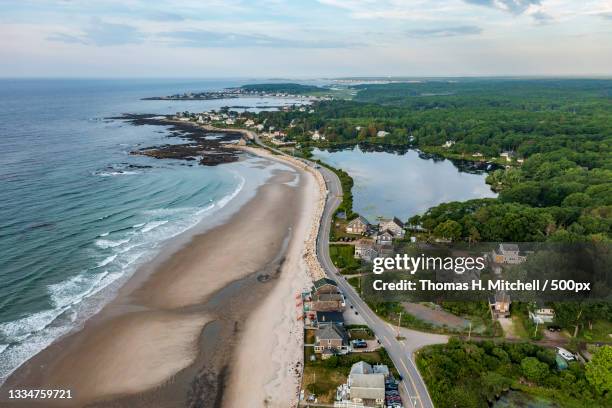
[
  {"x1": 585, "y1": 346, "x2": 612, "y2": 395},
  {"x1": 521, "y1": 356, "x2": 549, "y2": 383},
  {"x1": 433, "y1": 220, "x2": 462, "y2": 241}
]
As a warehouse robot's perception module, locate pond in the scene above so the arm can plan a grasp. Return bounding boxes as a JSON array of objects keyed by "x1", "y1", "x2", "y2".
[{"x1": 312, "y1": 146, "x2": 497, "y2": 221}]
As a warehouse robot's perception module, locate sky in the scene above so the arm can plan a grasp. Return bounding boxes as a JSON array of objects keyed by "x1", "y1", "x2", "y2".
[{"x1": 1, "y1": 0, "x2": 612, "y2": 78}]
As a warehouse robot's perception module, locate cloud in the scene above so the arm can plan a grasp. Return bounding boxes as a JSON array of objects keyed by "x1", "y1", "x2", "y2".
[
  {"x1": 406, "y1": 25, "x2": 483, "y2": 38},
  {"x1": 463, "y1": 0, "x2": 541, "y2": 15},
  {"x1": 531, "y1": 10, "x2": 553, "y2": 24},
  {"x1": 159, "y1": 30, "x2": 361, "y2": 48},
  {"x1": 48, "y1": 18, "x2": 144, "y2": 46}
]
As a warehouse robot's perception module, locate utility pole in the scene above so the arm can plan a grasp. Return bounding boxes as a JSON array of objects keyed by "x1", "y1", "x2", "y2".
[
  {"x1": 468, "y1": 322, "x2": 472, "y2": 340},
  {"x1": 533, "y1": 320, "x2": 539, "y2": 338},
  {"x1": 397, "y1": 312, "x2": 402, "y2": 337}
]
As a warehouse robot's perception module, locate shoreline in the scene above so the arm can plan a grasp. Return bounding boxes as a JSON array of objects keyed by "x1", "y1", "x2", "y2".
[{"x1": 0, "y1": 145, "x2": 326, "y2": 407}]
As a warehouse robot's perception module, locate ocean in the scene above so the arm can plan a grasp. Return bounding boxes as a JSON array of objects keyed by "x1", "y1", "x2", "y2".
[{"x1": 0, "y1": 78, "x2": 301, "y2": 383}]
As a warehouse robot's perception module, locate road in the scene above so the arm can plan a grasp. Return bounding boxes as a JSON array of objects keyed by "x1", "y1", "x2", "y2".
[
  {"x1": 247, "y1": 133, "x2": 443, "y2": 408},
  {"x1": 315, "y1": 164, "x2": 439, "y2": 408}
]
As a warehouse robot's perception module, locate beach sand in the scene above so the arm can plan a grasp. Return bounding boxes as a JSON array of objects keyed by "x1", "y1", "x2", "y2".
[{"x1": 0, "y1": 151, "x2": 320, "y2": 408}]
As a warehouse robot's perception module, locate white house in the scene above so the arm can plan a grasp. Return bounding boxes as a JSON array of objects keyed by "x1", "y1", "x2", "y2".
[
  {"x1": 530, "y1": 308, "x2": 555, "y2": 324},
  {"x1": 376, "y1": 130, "x2": 389, "y2": 138},
  {"x1": 379, "y1": 217, "x2": 405, "y2": 238},
  {"x1": 443, "y1": 140, "x2": 455, "y2": 148}
]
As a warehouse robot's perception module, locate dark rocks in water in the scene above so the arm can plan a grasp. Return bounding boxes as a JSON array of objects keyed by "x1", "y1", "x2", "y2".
[{"x1": 110, "y1": 114, "x2": 243, "y2": 166}]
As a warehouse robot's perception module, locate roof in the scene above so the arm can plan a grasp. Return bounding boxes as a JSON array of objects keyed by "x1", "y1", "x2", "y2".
[
  {"x1": 350, "y1": 361, "x2": 373, "y2": 375},
  {"x1": 349, "y1": 374, "x2": 386, "y2": 400},
  {"x1": 372, "y1": 364, "x2": 389, "y2": 376},
  {"x1": 316, "y1": 311, "x2": 345, "y2": 325},
  {"x1": 312, "y1": 277, "x2": 338, "y2": 290},
  {"x1": 378, "y1": 229, "x2": 394, "y2": 238},
  {"x1": 347, "y1": 216, "x2": 370, "y2": 227},
  {"x1": 500, "y1": 243, "x2": 519, "y2": 252},
  {"x1": 355, "y1": 239, "x2": 375, "y2": 249},
  {"x1": 314, "y1": 293, "x2": 344, "y2": 302},
  {"x1": 380, "y1": 217, "x2": 404, "y2": 228},
  {"x1": 316, "y1": 324, "x2": 348, "y2": 343}
]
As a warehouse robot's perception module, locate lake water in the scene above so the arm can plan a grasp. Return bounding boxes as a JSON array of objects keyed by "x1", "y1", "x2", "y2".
[{"x1": 312, "y1": 146, "x2": 497, "y2": 221}]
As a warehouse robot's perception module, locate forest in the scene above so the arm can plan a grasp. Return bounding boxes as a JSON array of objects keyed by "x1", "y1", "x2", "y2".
[
  {"x1": 416, "y1": 338, "x2": 611, "y2": 408},
  {"x1": 254, "y1": 79, "x2": 611, "y2": 243}
]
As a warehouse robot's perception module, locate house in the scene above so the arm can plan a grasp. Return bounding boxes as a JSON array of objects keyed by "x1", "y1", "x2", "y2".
[
  {"x1": 375, "y1": 230, "x2": 394, "y2": 246},
  {"x1": 379, "y1": 217, "x2": 405, "y2": 238},
  {"x1": 314, "y1": 323, "x2": 349, "y2": 356},
  {"x1": 493, "y1": 243, "x2": 526, "y2": 264},
  {"x1": 347, "y1": 362, "x2": 387, "y2": 407},
  {"x1": 316, "y1": 311, "x2": 345, "y2": 327},
  {"x1": 472, "y1": 152, "x2": 484, "y2": 158},
  {"x1": 376, "y1": 130, "x2": 389, "y2": 138},
  {"x1": 310, "y1": 291, "x2": 345, "y2": 312},
  {"x1": 442, "y1": 140, "x2": 455, "y2": 148},
  {"x1": 530, "y1": 308, "x2": 555, "y2": 324},
  {"x1": 312, "y1": 278, "x2": 341, "y2": 295},
  {"x1": 490, "y1": 290, "x2": 511, "y2": 318},
  {"x1": 500, "y1": 151, "x2": 514, "y2": 162},
  {"x1": 255, "y1": 124, "x2": 265, "y2": 131},
  {"x1": 311, "y1": 130, "x2": 325, "y2": 141},
  {"x1": 244, "y1": 119, "x2": 255, "y2": 127},
  {"x1": 354, "y1": 239, "x2": 378, "y2": 262},
  {"x1": 346, "y1": 216, "x2": 370, "y2": 235}
]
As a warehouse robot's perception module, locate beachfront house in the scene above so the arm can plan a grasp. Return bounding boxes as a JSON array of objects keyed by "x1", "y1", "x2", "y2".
[
  {"x1": 346, "y1": 216, "x2": 370, "y2": 235},
  {"x1": 346, "y1": 362, "x2": 387, "y2": 407},
  {"x1": 316, "y1": 311, "x2": 345, "y2": 327},
  {"x1": 354, "y1": 239, "x2": 378, "y2": 262},
  {"x1": 379, "y1": 217, "x2": 405, "y2": 238},
  {"x1": 376, "y1": 130, "x2": 389, "y2": 138},
  {"x1": 314, "y1": 323, "x2": 350, "y2": 356},
  {"x1": 492, "y1": 243, "x2": 526, "y2": 265}
]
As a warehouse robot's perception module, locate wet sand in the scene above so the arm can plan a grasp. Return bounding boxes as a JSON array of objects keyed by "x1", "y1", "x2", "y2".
[{"x1": 0, "y1": 154, "x2": 316, "y2": 408}]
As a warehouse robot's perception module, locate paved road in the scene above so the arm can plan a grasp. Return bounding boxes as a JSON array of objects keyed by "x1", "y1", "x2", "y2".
[{"x1": 250, "y1": 135, "x2": 441, "y2": 408}]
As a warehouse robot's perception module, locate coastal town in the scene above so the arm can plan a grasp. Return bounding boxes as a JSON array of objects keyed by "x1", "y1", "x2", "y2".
[{"x1": 147, "y1": 91, "x2": 611, "y2": 408}]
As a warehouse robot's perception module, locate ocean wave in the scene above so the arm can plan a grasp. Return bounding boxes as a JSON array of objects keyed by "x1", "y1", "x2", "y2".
[
  {"x1": 96, "y1": 171, "x2": 140, "y2": 177},
  {"x1": 141, "y1": 220, "x2": 169, "y2": 233},
  {"x1": 96, "y1": 254, "x2": 117, "y2": 267},
  {"x1": 95, "y1": 238, "x2": 130, "y2": 249},
  {"x1": 0, "y1": 171, "x2": 248, "y2": 386}
]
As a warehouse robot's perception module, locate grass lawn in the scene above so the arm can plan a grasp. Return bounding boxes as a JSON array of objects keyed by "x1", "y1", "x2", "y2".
[
  {"x1": 347, "y1": 326, "x2": 375, "y2": 340},
  {"x1": 329, "y1": 244, "x2": 361, "y2": 272},
  {"x1": 577, "y1": 320, "x2": 612, "y2": 343},
  {"x1": 302, "y1": 348, "x2": 398, "y2": 403}
]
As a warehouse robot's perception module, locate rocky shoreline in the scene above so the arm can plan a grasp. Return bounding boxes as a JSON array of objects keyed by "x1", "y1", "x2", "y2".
[{"x1": 108, "y1": 114, "x2": 244, "y2": 166}]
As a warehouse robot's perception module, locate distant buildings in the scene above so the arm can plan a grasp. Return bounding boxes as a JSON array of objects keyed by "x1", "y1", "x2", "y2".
[{"x1": 493, "y1": 243, "x2": 526, "y2": 265}]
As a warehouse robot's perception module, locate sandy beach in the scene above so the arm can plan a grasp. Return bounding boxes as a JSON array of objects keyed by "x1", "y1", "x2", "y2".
[{"x1": 0, "y1": 149, "x2": 322, "y2": 408}]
